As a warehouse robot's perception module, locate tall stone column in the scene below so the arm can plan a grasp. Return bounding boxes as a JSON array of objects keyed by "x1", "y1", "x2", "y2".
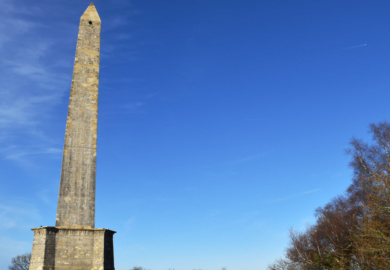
[
  {"x1": 56, "y1": 2, "x2": 101, "y2": 229},
  {"x1": 28, "y1": 3, "x2": 116, "y2": 270}
]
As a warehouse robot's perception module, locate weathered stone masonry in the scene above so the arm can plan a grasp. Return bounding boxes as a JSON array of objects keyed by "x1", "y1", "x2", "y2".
[
  {"x1": 29, "y1": 227, "x2": 114, "y2": 270},
  {"x1": 29, "y1": 3, "x2": 115, "y2": 270},
  {"x1": 56, "y1": 2, "x2": 101, "y2": 229}
]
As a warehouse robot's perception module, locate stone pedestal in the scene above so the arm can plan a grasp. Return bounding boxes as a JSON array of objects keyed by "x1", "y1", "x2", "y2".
[{"x1": 29, "y1": 227, "x2": 115, "y2": 270}]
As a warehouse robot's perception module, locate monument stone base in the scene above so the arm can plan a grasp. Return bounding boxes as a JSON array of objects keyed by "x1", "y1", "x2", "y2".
[{"x1": 29, "y1": 227, "x2": 115, "y2": 270}]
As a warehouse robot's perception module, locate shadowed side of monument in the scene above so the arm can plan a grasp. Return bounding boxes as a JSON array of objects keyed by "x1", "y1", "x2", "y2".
[{"x1": 28, "y1": 3, "x2": 116, "y2": 270}]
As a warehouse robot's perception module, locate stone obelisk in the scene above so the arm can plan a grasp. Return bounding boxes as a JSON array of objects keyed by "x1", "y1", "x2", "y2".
[
  {"x1": 29, "y1": 3, "x2": 115, "y2": 269},
  {"x1": 56, "y1": 0, "x2": 100, "y2": 229}
]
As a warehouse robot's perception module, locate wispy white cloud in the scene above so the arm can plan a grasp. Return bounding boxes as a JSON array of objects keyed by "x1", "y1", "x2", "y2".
[
  {"x1": 124, "y1": 101, "x2": 144, "y2": 112},
  {"x1": 122, "y1": 217, "x2": 135, "y2": 232},
  {"x1": 232, "y1": 211, "x2": 268, "y2": 231},
  {"x1": 0, "y1": 202, "x2": 41, "y2": 230},
  {"x1": 37, "y1": 188, "x2": 56, "y2": 205},
  {"x1": 0, "y1": 94, "x2": 60, "y2": 128},
  {"x1": 100, "y1": 92, "x2": 158, "y2": 116},
  {"x1": 104, "y1": 16, "x2": 130, "y2": 31},
  {"x1": 0, "y1": 143, "x2": 62, "y2": 168},
  {"x1": 0, "y1": 236, "x2": 31, "y2": 269},
  {"x1": 294, "y1": 215, "x2": 317, "y2": 232},
  {"x1": 3, "y1": 147, "x2": 62, "y2": 162},
  {"x1": 268, "y1": 188, "x2": 321, "y2": 204},
  {"x1": 0, "y1": 0, "x2": 43, "y2": 16},
  {"x1": 99, "y1": 101, "x2": 146, "y2": 116},
  {"x1": 208, "y1": 210, "x2": 222, "y2": 217},
  {"x1": 0, "y1": 1, "x2": 71, "y2": 166},
  {"x1": 226, "y1": 153, "x2": 266, "y2": 165}
]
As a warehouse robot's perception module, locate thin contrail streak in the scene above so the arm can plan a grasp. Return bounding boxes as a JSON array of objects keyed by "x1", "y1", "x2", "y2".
[
  {"x1": 344, "y1": 43, "x2": 367, "y2": 50},
  {"x1": 267, "y1": 188, "x2": 321, "y2": 204}
]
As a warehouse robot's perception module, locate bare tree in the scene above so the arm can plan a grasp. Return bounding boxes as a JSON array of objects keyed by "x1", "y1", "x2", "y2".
[
  {"x1": 282, "y1": 122, "x2": 390, "y2": 269},
  {"x1": 285, "y1": 194, "x2": 363, "y2": 269},
  {"x1": 8, "y1": 253, "x2": 30, "y2": 270},
  {"x1": 267, "y1": 258, "x2": 301, "y2": 270},
  {"x1": 131, "y1": 267, "x2": 145, "y2": 270}
]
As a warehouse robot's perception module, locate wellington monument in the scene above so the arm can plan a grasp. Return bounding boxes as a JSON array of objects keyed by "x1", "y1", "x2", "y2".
[{"x1": 29, "y1": 3, "x2": 116, "y2": 269}]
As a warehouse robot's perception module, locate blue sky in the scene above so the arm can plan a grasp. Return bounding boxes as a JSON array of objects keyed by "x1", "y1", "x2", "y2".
[{"x1": 1, "y1": 0, "x2": 390, "y2": 269}]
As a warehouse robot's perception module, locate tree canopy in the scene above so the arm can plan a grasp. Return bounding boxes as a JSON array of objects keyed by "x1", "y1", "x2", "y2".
[
  {"x1": 8, "y1": 253, "x2": 30, "y2": 270},
  {"x1": 268, "y1": 122, "x2": 390, "y2": 269}
]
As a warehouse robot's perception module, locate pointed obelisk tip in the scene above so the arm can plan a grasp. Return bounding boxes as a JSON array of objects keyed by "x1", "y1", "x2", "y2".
[{"x1": 81, "y1": 1, "x2": 100, "y2": 22}]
